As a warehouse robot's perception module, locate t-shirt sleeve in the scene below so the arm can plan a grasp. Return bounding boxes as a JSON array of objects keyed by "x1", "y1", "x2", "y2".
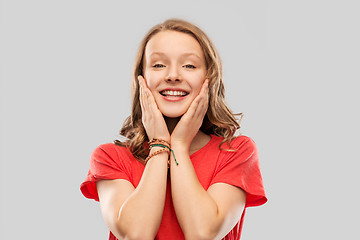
[
  {"x1": 80, "y1": 143, "x2": 131, "y2": 201},
  {"x1": 210, "y1": 136, "x2": 267, "y2": 208}
]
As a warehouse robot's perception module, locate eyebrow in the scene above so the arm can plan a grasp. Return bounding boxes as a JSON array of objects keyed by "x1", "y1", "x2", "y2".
[{"x1": 148, "y1": 52, "x2": 202, "y2": 60}]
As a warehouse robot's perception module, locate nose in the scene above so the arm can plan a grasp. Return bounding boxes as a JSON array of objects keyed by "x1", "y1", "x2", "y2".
[{"x1": 166, "y1": 67, "x2": 181, "y2": 82}]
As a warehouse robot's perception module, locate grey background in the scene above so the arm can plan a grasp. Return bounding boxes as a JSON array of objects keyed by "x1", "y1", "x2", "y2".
[{"x1": 1, "y1": 0, "x2": 359, "y2": 239}]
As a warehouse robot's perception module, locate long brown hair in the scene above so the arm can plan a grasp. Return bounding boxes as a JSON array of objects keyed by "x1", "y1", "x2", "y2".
[{"x1": 115, "y1": 19, "x2": 242, "y2": 162}]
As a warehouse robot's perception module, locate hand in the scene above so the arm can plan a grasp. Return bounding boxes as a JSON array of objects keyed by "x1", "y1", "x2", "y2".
[
  {"x1": 170, "y1": 79, "x2": 209, "y2": 149},
  {"x1": 138, "y1": 75, "x2": 171, "y2": 142}
]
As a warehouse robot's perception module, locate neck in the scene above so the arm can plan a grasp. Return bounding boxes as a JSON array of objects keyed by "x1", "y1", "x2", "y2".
[
  {"x1": 164, "y1": 116, "x2": 210, "y2": 154},
  {"x1": 164, "y1": 116, "x2": 181, "y2": 134}
]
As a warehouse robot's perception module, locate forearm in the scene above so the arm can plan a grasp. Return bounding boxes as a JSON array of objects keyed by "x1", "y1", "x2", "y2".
[
  {"x1": 170, "y1": 144, "x2": 221, "y2": 240},
  {"x1": 117, "y1": 149, "x2": 168, "y2": 239}
]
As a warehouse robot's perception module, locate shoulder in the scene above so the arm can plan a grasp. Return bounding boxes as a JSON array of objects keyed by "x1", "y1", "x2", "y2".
[
  {"x1": 95, "y1": 142, "x2": 124, "y2": 152},
  {"x1": 231, "y1": 135, "x2": 256, "y2": 149},
  {"x1": 91, "y1": 143, "x2": 136, "y2": 165},
  {"x1": 216, "y1": 135, "x2": 258, "y2": 164},
  {"x1": 81, "y1": 143, "x2": 136, "y2": 200},
  {"x1": 209, "y1": 135, "x2": 267, "y2": 207},
  {"x1": 215, "y1": 134, "x2": 256, "y2": 151},
  {"x1": 93, "y1": 143, "x2": 130, "y2": 156}
]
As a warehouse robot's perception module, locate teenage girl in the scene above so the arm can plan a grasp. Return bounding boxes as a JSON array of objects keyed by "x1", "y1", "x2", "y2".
[{"x1": 81, "y1": 19, "x2": 267, "y2": 240}]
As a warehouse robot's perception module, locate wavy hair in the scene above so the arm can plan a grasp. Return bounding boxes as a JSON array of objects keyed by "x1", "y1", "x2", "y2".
[{"x1": 115, "y1": 19, "x2": 242, "y2": 162}]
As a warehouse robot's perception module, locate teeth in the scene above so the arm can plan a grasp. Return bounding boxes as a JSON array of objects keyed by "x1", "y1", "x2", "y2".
[{"x1": 161, "y1": 90, "x2": 188, "y2": 96}]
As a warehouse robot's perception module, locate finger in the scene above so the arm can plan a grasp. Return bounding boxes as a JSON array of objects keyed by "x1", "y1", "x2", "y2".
[
  {"x1": 138, "y1": 74, "x2": 155, "y2": 109},
  {"x1": 199, "y1": 79, "x2": 209, "y2": 104},
  {"x1": 200, "y1": 79, "x2": 209, "y2": 97},
  {"x1": 138, "y1": 76, "x2": 150, "y2": 117},
  {"x1": 200, "y1": 79, "x2": 209, "y2": 113},
  {"x1": 138, "y1": 76, "x2": 145, "y2": 111},
  {"x1": 138, "y1": 75, "x2": 148, "y2": 88},
  {"x1": 141, "y1": 84, "x2": 153, "y2": 112},
  {"x1": 138, "y1": 75, "x2": 162, "y2": 123},
  {"x1": 139, "y1": 78, "x2": 161, "y2": 114},
  {"x1": 187, "y1": 79, "x2": 209, "y2": 117},
  {"x1": 139, "y1": 75, "x2": 150, "y2": 106},
  {"x1": 146, "y1": 89, "x2": 161, "y2": 114},
  {"x1": 195, "y1": 79, "x2": 209, "y2": 105}
]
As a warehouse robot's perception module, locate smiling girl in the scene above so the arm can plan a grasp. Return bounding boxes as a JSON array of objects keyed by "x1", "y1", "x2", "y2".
[{"x1": 81, "y1": 19, "x2": 267, "y2": 240}]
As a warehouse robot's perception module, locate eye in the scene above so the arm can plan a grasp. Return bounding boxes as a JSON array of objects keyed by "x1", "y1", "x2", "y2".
[
  {"x1": 152, "y1": 64, "x2": 165, "y2": 68},
  {"x1": 184, "y1": 64, "x2": 196, "y2": 69}
]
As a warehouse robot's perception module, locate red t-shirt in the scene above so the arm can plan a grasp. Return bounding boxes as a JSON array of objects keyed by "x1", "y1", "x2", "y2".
[{"x1": 80, "y1": 134, "x2": 267, "y2": 240}]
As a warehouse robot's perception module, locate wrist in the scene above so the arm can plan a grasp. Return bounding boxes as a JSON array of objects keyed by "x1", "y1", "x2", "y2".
[
  {"x1": 149, "y1": 146, "x2": 167, "y2": 154},
  {"x1": 170, "y1": 141, "x2": 189, "y2": 152},
  {"x1": 149, "y1": 136, "x2": 170, "y2": 143},
  {"x1": 145, "y1": 147, "x2": 170, "y2": 165}
]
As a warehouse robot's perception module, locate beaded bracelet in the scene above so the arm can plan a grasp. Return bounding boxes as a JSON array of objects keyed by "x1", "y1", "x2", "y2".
[
  {"x1": 150, "y1": 144, "x2": 178, "y2": 166},
  {"x1": 148, "y1": 138, "x2": 170, "y2": 148},
  {"x1": 144, "y1": 148, "x2": 170, "y2": 164},
  {"x1": 147, "y1": 138, "x2": 179, "y2": 166}
]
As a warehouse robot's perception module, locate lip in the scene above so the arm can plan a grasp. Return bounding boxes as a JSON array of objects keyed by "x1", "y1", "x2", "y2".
[
  {"x1": 159, "y1": 87, "x2": 189, "y2": 102},
  {"x1": 159, "y1": 87, "x2": 189, "y2": 93},
  {"x1": 161, "y1": 95, "x2": 187, "y2": 102}
]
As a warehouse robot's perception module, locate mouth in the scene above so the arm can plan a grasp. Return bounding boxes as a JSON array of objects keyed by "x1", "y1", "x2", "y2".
[{"x1": 160, "y1": 90, "x2": 189, "y2": 97}]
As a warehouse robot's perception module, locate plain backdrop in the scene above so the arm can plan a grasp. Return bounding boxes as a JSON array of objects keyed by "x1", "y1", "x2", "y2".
[{"x1": 1, "y1": 0, "x2": 359, "y2": 239}]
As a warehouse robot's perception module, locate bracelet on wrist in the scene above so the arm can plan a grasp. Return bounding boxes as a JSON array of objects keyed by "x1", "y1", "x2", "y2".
[
  {"x1": 146, "y1": 138, "x2": 179, "y2": 166},
  {"x1": 144, "y1": 148, "x2": 170, "y2": 164}
]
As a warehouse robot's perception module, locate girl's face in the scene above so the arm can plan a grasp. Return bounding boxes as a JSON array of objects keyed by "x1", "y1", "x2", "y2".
[{"x1": 143, "y1": 30, "x2": 207, "y2": 118}]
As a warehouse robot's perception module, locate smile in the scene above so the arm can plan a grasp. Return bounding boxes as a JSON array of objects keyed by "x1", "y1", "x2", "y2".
[{"x1": 160, "y1": 90, "x2": 189, "y2": 97}]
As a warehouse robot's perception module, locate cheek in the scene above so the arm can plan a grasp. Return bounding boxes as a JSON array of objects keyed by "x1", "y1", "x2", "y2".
[
  {"x1": 187, "y1": 75, "x2": 205, "y2": 94},
  {"x1": 146, "y1": 79, "x2": 156, "y2": 91},
  {"x1": 144, "y1": 71, "x2": 164, "y2": 90}
]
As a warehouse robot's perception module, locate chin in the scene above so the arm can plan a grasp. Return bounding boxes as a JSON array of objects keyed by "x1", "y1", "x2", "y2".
[
  {"x1": 161, "y1": 108, "x2": 187, "y2": 118},
  {"x1": 162, "y1": 112, "x2": 185, "y2": 118}
]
